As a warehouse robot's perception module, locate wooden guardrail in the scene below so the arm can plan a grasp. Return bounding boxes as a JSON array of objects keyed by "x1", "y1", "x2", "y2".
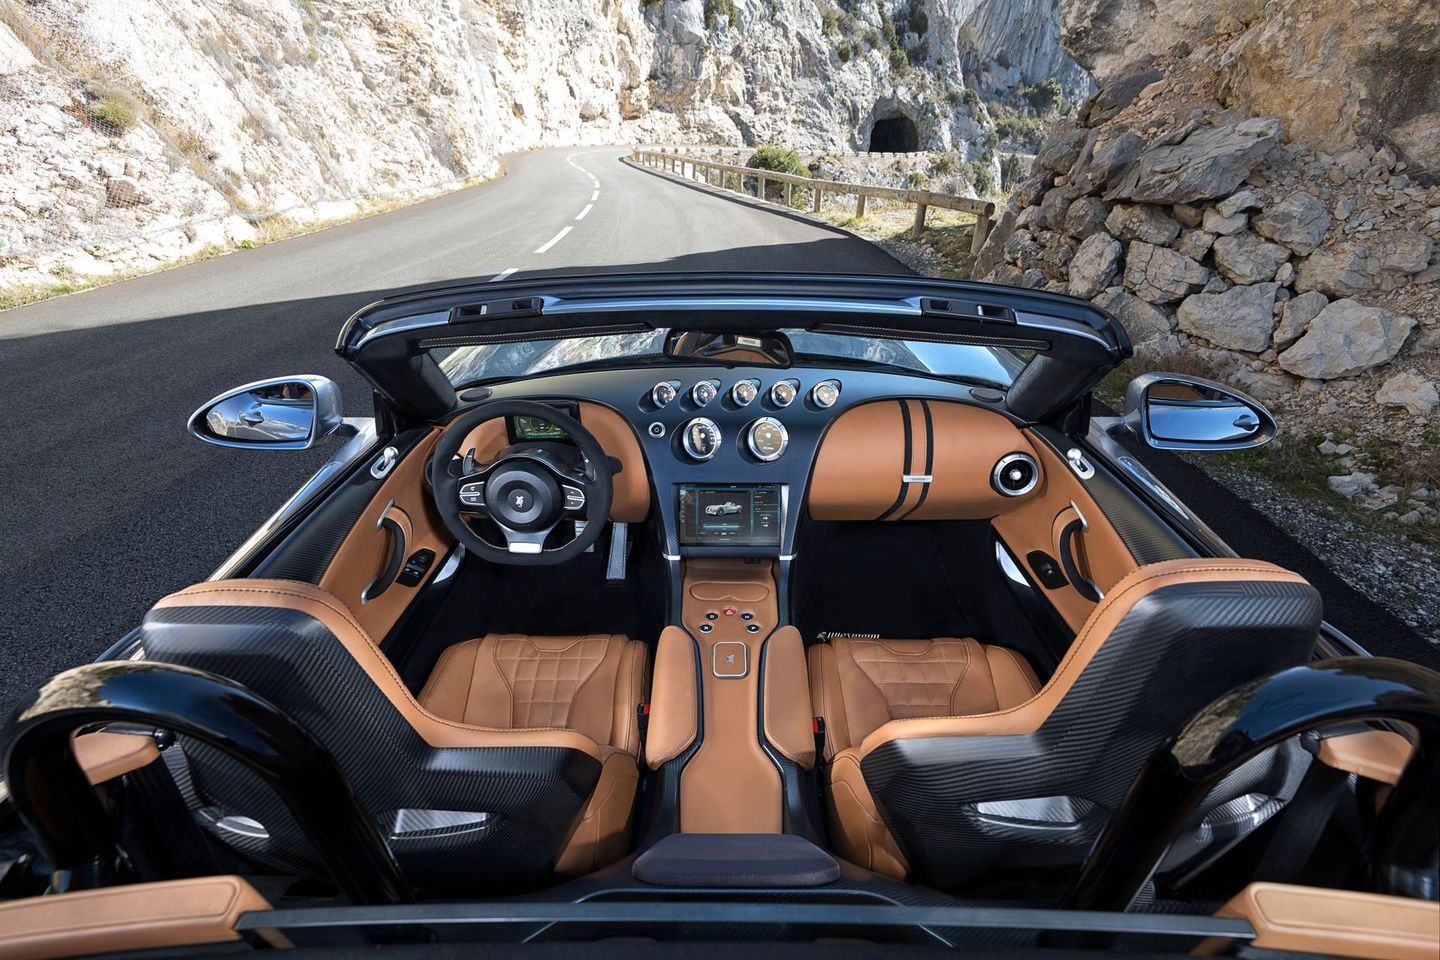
[{"x1": 630, "y1": 148, "x2": 996, "y2": 253}]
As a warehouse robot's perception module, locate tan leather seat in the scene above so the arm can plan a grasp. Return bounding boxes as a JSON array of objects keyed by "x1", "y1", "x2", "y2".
[
  {"x1": 140, "y1": 581, "x2": 649, "y2": 891},
  {"x1": 808, "y1": 636, "x2": 1041, "y2": 876},
  {"x1": 418, "y1": 633, "x2": 649, "y2": 874},
  {"x1": 807, "y1": 560, "x2": 1322, "y2": 890}
]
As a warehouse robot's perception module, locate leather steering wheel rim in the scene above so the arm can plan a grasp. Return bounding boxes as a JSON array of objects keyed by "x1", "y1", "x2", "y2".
[{"x1": 430, "y1": 400, "x2": 614, "y2": 566}]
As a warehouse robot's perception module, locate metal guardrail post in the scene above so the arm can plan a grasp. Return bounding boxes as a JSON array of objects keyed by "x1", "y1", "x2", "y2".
[
  {"x1": 856, "y1": 195, "x2": 867, "y2": 218},
  {"x1": 785, "y1": 182, "x2": 793, "y2": 207},
  {"x1": 813, "y1": 188, "x2": 823, "y2": 212}
]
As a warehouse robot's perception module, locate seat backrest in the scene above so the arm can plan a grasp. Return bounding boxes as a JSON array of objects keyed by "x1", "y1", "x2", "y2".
[
  {"x1": 854, "y1": 559, "x2": 1322, "y2": 891},
  {"x1": 139, "y1": 580, "x2": 604, "y2": 894}
]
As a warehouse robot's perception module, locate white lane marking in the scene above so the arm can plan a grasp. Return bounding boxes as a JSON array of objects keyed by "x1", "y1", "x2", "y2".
[
  {"x1": 534, "y1": 226, "x2": 572, "y2": 254},
  {"x1": 488, "y1": 267, "x2": 517, "y2": 282},
  {"x1": 590, "y1": 189, "x2": 599, "y2": 202},
  {"x1": 575, "y1": 203, "x2": 593, "y2": 221}
]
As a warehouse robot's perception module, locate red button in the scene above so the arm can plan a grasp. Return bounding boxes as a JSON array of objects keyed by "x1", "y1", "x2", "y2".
[{"x1": 722, "y1": 606, "x2": 737, "y2": 617}]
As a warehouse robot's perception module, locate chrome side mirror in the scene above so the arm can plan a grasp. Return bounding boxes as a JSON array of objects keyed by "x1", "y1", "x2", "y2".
[
  {"x1": 188, "y1": 376, "x2": 346, "y2": 450},
  {"x1": 1121, "y1": 373, "x2": 1276, "y2": 451}
]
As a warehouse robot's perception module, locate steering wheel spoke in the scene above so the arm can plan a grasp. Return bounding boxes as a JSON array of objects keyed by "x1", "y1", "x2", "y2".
[
  {"x1": 457, "y1": 476, "x2": 488, "y2": 517},
  {"x1": 430, "y1": 400, "x2": 614, "y2": 566}
]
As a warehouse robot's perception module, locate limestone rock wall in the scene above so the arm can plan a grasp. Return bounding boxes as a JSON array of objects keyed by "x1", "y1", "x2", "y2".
[
  {"x1": 1058, "y1": 0, "x2": 1440, "y2": 164},
  {"x1": 1, "y1": 0, "x2": 1082, "y2": 288},
  {"x1": 976, "y1": 28, "x2": 1439, "y2": 446}
]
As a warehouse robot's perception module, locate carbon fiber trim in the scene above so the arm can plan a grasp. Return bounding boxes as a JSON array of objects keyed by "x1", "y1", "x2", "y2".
[
  {"x1": 140, "y1": 604, "x2": 600, "y2": 894},
  {"x1": 858, "y1": 578, "x2": 1321, "y2": 892}
]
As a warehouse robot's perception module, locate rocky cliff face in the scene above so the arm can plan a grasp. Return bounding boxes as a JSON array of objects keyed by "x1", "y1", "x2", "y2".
[
  {"x1": 1, "y1": 0, "x2": 1083, "y2": 287},
  {"x1": 976, "y1": 20, "x2": 1439, "y2": 530},
  {"x1": 1059, "y1": 0, "x2": 1440, "y2": 167}
]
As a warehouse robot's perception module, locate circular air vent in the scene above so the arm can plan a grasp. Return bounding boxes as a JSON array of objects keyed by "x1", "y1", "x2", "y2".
[{"x1": 992, "y1": 453, "x2": 1039, "y2": 497}]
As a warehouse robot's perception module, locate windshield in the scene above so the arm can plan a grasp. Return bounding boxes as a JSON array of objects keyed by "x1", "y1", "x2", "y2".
[{"x1": 436, "y1": 329, "x2": 1025, "y2": 388}]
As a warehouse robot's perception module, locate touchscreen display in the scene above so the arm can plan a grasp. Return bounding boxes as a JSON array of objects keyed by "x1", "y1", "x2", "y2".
[{"x1": 677, "y1": 484, "x2": 783, "y2": 547}]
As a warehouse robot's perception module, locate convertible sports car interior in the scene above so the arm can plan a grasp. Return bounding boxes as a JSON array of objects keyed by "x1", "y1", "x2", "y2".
[{"x1": 1, "y1": 274, "x2": 1435, "y2": 959}]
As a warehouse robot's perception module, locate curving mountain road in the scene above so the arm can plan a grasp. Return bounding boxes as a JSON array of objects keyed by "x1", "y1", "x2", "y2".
[{"x1": 0, "y1": 146, "x2": 1430, "y2": 716}]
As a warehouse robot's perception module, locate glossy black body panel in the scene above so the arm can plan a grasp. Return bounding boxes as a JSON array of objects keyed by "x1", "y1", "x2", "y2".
[
  {"x1": 0, "y1": 660, "x2": 411, "y2": 903},
  {"x1": 1069, "y1": 657, "x2": 1440, "y2": 910}
]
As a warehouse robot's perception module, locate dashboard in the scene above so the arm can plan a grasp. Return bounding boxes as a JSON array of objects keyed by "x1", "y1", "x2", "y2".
[{"x1": 476, "y1": 365, "x2": 1043, "y2": 559}]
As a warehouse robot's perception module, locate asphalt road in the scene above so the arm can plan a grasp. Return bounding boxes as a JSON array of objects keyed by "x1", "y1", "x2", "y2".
[{"x1": 0, "y1": 146, "x2": 1431, "y2": 716}]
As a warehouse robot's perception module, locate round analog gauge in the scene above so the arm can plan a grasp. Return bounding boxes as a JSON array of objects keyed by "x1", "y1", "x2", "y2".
[
  {"x1": 811, "y1": 379, "x2": 841, "y2": 408},
  {"x1": 652, "y1": 381, "x2": 677, "y2": 407},
  {"x1": 692, "y1": 380, "x2": 718, "y2": 406},
  {"x1": 682, "y1": 418, "x2": 722, "y2": 461},
  {"x1": 770, "y1": 380, "x2": 798, "y2": 407},
  {"x1": 731, "y1": 379, "x2": 758, "y2": 406},
  {"x1": 747, "y1": 417, "x2": 789, "y2": 462}
]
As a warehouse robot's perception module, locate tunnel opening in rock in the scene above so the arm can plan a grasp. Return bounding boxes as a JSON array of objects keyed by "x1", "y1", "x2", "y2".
[{"x1": 868, "y1": 114, "x2": 920, "y2": 152}]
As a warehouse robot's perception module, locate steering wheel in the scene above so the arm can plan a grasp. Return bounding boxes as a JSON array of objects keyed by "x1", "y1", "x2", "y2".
[{"x1": 430, "y1": 400, "x2": 614, "y2": 565}]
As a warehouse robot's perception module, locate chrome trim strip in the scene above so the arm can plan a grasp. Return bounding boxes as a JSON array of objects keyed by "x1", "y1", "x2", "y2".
[
  {"x1": 352, "y1": 310, "x2": 453, "y2": 350},
  {"x1": 208, "y1": 419, "x2": 380, "y2": 580}
]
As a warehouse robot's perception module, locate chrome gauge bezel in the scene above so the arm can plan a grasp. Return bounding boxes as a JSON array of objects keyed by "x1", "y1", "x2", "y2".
[
  {"x1": 651, "y1": 381, "x2": 677, "y2": 408},
  {"x1": 991, "y1": 452, "x2": 1040, "y2": 497},
  {"x1": 769, "y1": 380, "x2": 798, "y2": 407},
  {"x1": 692, "y1": 380, "x2": 718, "y2": 407},
  {"x1": 746, "y1": 417, "x2": 789, "y2": 462},
  {"x1": 681, "y1": 417, "x2": 722, "y2": 462},
  {"x1": 811, "y1": 379, "x2": 841, "y2": 408},
  {"x1": 731, "y1": 379, "x2": 759, "y2": 406}
]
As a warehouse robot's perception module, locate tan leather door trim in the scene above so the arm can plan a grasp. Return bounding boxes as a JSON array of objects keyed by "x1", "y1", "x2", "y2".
[
  {"x1": 1205, "y1": 882, "x2": 1440, "y2": 960},
  {"x1": 320, "y1": 429, "x2": 451, "y2": 641},
  {"x1": 992, "y1": 432, "x2": 1138, "y2": 631},
  {"x1": 0, "y1": 875, "x2": 286, "y2": 959}
]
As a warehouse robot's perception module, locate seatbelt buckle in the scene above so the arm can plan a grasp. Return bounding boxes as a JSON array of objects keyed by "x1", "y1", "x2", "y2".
[
  {"x1": 813, "y1": 716, "x2": 826, "y2": 760},
  {"x1": 637, "y1": 702, "x2": 650, "y2": 747}
]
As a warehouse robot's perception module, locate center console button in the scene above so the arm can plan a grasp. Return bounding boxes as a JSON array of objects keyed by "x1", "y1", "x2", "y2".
[
  {"x1": 699, "y1": 623, "x2": 713, "y2": 633},
  {"x1": 739, "y1": 611, "x2": 754, "y2": 621},
  {"x1": 722, "y1": 606, "x2": 737, "y2": 617},
  {"x1": 746, "y1": 623, "x2": 761, "y2": 633},
  {"x1": 705, "y1": 611, "x2": 717, "y2": 620}
]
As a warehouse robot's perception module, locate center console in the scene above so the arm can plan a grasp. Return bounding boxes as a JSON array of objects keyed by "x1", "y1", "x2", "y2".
[{"x1": 675, "y1": 559, "x2": 783, "y2": 833}]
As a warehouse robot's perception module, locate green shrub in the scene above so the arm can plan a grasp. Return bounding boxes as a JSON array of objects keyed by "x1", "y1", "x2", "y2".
[
  {"x1": 747, "y1": 145, "x2": 811, "y2": 203},
  {"x1": 999, "y1": 154, "x2": 1028, "y2": 191},
  {"x1": 861, "y1": 27, "x2": 881, "y2": 48},
  {"x1": 820, "y1": 6, "x2": 840, "y2": 35},
  {"x1": 704, "y1": 0, "x2": 737, "y2": 28},
  {"x1": 85, "y1": 82, "x2": 138, "y2": 134},
  {"x1": 931, "y1": 153, "x2": 957, "y2": 176},
  {"x1": 888, "y1": 48, "x2": 907, "y2": 70},
  {"x1": 836, "y1": 40, "x2": 853, "y2": 63},
  {"x1": 1021, "y1": 77, "x2": 1064, "y2": 115},
  {"x1": 906, "y1": 170, "x2": 928, "y2": 189},
  {"x1": 943, "y1": 88, "x2": 963, "y2": 105},
  {"x1": 970, "y1": 163, "x2": 994, "y2": 196}
]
